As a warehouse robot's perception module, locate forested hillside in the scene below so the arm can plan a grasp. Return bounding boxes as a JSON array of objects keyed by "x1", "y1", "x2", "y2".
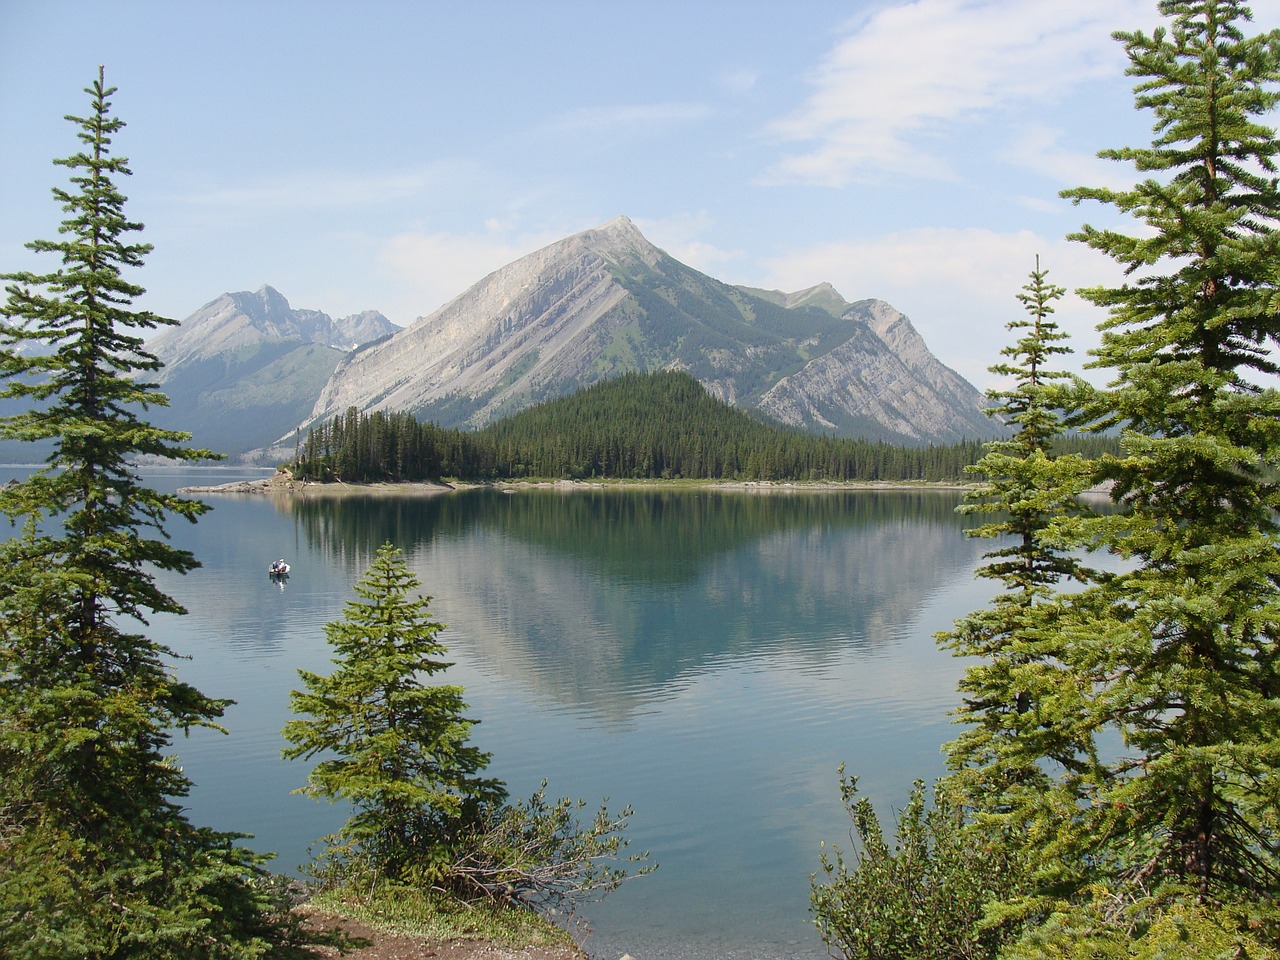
[
  {"x1": 292, "y1": 370, "x2": 1108, "y2": 484},
  {"x1": 475, "y1": 370, "x2": 986, "y2": 480}
]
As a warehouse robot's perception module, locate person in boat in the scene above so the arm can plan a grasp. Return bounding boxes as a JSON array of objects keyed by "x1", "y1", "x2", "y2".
[{"x1": 270, "y1": 559, "x2": 288, "y2": 575}]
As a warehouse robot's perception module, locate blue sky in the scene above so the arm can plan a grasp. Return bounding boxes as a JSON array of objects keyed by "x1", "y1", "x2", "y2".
[{"x1": 3, "y1": 0, "x2": 1280, "y2": 388}]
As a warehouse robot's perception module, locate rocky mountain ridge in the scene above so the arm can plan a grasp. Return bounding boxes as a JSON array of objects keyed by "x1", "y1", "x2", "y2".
[
  {"x1": 148, "y1": 285, "x2": 398, "y2": 364},
  {"x1": 756, "y1": 298, "x2": 996, "y2": 441},
  {"x1": 140, "y1": 287, "x2": 399, "y2": 458},
  {"x1": 301, "y1": 216, "x2": 996, "y2": 445}
]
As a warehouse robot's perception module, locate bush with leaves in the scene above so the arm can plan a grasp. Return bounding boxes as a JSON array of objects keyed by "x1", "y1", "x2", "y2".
[{"x1": 811, "y1": 772, "x2": 1027, "y2": 960}]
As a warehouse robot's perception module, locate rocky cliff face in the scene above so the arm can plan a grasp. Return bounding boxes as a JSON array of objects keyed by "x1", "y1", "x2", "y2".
[
  {"x1": 308, "y1": 218, "x2": 652, "y2": 430},
  {"x1": 143, "y1": 287, "x2": 398, "y2": 459},
  {"x1": 303, "y1": 217, "x2": 997, "y2": 445},
  {"x1": 757, "y1": 299, "x2": 997, "y2": 442},
  {"x1": 148, "y1": 285, "x2": 397, "y2": 367}
]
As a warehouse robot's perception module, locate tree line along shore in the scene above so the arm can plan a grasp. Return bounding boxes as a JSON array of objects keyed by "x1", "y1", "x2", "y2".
[{"x1": 282, "y1": 371, "x2": 1119, "y2": 487}]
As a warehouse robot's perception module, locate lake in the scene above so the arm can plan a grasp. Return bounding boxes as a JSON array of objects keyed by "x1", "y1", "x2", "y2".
[{"x1": 1, "y1": 467, "x2": 999, "y2": 960}]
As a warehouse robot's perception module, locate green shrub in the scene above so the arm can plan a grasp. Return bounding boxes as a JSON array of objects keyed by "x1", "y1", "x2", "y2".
[{"x1": 812, "y1": 773, "x2": 1026, "y2": 960}]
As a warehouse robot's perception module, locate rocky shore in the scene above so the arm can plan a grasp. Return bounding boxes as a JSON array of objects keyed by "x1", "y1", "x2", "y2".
[
  {"x1": 177, "y1": 475, "x2": 464, "y2": 497},
  {"x1": 179, "y1": 474, "x2": 975, "y2": 497},
  {"x1": 300, "y1": 908, "x2": 587, "y2": 959}
]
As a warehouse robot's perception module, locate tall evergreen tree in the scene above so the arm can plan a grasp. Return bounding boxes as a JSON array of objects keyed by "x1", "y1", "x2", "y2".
[
  {"x1": 1003, "y1": 0, "x2": 1280, "y2": 944},
  {"x1": 283, "y1": 542, "x2": 508, "y2": 885},
  {"x1": 813, "y1": 263, "x2": 1100, "y2": 959},
  {"x1": 0, "y1": 69, "x2": 277, "y2": 959},
  {"x1": 939, "y1": 260, "x2": 1099, "y2": 854}
]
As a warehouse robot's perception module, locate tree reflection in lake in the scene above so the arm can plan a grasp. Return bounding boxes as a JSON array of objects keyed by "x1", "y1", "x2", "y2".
[
  {"x1": 282, "y1": 489, "x2": 980, "y2": 717},
  {"x1": 132, "y1": 480, "x2": 993, "y2": 960}
]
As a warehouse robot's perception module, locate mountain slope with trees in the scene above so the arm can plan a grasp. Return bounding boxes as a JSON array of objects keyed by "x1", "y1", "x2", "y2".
[
  {"x1": 474, "y1": 370, "x2": 988, "y2": 480},
  {"x1": 291, "y1": 370, "x2": 1105, "y2": 485},
  {"x1": 301, "y1": 217, "x2": 996, "y2": 446}
]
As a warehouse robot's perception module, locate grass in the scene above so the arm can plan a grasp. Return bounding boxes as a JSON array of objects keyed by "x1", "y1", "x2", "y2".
[{"x1": 306, "y1": 883, "x2": 579, "y2": 949}]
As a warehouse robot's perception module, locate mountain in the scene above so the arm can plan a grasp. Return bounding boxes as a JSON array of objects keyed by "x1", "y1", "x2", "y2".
[
  {"x1": 0, "y1": 220, "x2": 997, "y2": 465},
  {"x1": 302, "y1": 217, "x2": 996, "y2": 445},
  {"x1": 754, "y1": 299, "x2": 998, "y2": 443},
  {"x1": 144, "y1": 286, "x2": 398, "y2": 458}
]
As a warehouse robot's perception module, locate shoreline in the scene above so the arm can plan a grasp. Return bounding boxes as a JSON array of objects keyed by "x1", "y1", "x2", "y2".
[{"x1": 178, "y1": 475, "x2": 980, "y2": 497}]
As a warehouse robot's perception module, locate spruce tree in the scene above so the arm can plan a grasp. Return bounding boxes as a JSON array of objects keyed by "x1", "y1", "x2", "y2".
[
  {"x1": 0, "y1": 69, "x2": 277, "y2": 959},
  {"x1": 1049, "y1": 0, "x2": 1280, "y2": 931},
  {"x1": 939, "y1": 260, "x2": 1099, "y2": 862},
  {"x1": 283, "y1": 542, "x2": 508, "y2": 885}
]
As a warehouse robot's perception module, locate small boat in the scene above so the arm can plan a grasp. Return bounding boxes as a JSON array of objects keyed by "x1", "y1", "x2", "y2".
[{"x1": 268, "y1": 559, "x2": 291, "y2": 578}]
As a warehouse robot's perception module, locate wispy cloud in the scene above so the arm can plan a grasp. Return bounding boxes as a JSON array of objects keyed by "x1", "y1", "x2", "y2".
[
  {"x1": 764, "y1": 0, "x2": 1149, "y2": 187},
  {"x1": 544, "y1": 101, "x2": 713, "y2": 136},
  {"x1": 174, "y1": 167, "x2": 448, "y2": 212},
  {"x1": 1010, "y1": 123, "x2": 1138, "y2": 193}
]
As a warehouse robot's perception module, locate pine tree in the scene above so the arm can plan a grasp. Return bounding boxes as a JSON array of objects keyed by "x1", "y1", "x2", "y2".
[
  {"x1": 814, "y1": 263, "x2": 1101, "y2": 958},
  {"x1": 283, "y1": 542, "x2": 508, "y2": 884},
  {"x1": 0, "y1": 69, "x2": 278, "y2": 958},
  {"x1": 939, "y1": 260, "x2": 1099, "y2": 852},
  {"x1": 1049, "y1": 0, "x2": 1280, "y2": 929}
]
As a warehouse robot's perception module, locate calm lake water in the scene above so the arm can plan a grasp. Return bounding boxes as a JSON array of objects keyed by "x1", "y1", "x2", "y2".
[{"x1": 2, "y1": 467, "x2": 1001, "y2": 960}]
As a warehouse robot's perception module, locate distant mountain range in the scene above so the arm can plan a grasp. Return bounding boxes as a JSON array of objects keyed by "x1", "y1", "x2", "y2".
[
  {"x1": 1, "y1": 218, "x2": 1001, "y2": 464},
  {"x1": 143, "y1": 287, "x2": 399, "y2": 457}
]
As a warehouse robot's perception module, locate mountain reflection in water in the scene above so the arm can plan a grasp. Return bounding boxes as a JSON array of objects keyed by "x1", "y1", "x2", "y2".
[{"x1": 27, "y1": 474, "x2": 996, "y2": 960}]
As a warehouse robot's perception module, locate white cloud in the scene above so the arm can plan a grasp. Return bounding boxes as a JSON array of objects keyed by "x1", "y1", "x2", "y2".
[{"x1": 765, "y1": 0, "x2": 1150, "y2": 186}]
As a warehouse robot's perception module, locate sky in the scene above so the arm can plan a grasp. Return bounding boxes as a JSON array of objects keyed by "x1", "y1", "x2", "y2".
[{"x1": 3, "y1": 0, "x2": 1280, "y2": 390}]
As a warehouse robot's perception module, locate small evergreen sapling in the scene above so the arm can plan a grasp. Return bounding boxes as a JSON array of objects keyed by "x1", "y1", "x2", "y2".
[
  {"x1": 283, "y1": 542, "x2": 507, "y2": 885},
  {"x1": 284, "y1": 542, "x2": 654, "y2": 921},
  {"x1": 939, "y1": 260, "x2": 1100, "y2": 881}
]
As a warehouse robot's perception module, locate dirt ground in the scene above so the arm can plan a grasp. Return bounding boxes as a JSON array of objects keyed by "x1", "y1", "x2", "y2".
[{"x1": 300, "y1": 910, "x2": 591, "y2": 960}]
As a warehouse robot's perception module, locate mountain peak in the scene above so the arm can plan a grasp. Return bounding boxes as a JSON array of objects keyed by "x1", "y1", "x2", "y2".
[
  {"x1": 301, "y1": 217, "x2": 993, "y2": 445},
  {"x1": 240, "y1": 285, "x2": 294, "y2": 326},
  {"x1": 598, "y1": 214, "x2": 637, "y2": 231},
  {"x1": 571, "y1": 215, "x2": 662, "y2": 265}
]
